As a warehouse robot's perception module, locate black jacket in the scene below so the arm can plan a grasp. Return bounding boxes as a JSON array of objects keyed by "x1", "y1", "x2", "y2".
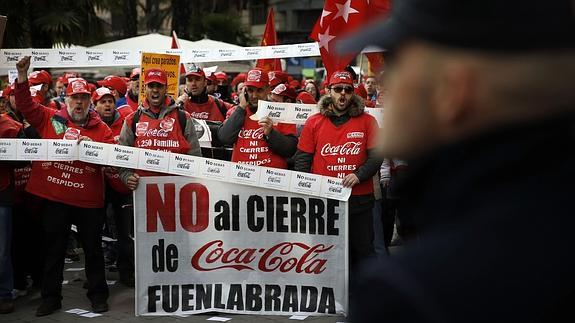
[{"x1": 352, "y1": 113, "x2": 575, "y2": 323}]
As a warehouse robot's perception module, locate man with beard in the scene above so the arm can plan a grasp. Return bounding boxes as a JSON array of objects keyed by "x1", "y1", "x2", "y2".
[
  {"x1": 92, "y1": 87, "x2": 134, "y2": 286},
  {"x1": 15, "y1": 56, "x2": 113, "y2": 316},
  {"x1": 217, "y1": 68, "x2": 298, "y2": 169},
  {"x1": 176, "y1": 65, "x2": 232, "y2": 122},
  {"x1": 294, "y1": 70, "x2": 382, "y2": 270},
  {"x1": 118, "y1": 68, "x2": 202, "y2": 191}
]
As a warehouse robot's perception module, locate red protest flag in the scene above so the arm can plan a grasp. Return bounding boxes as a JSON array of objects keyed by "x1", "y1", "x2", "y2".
[
  {"x1": 171, "y1": 30, "x2": 187, "y2": 75},
  {"x1": 255, "y1": 8, "x2": 282, "y2": 73},
  {"x1": 310, "y1": 0, "x2": 391, "y2": 78}
]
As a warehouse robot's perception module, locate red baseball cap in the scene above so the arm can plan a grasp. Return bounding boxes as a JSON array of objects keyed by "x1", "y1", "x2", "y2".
[
  {"x1": 214, "y1": 71, "x2": 228, "y2": 82},
  {"x1": 130, "y1": 68, "x2": 141, "y2": 79},
  {"x1": 28, "y1": 70, "x2": 52, "y2": 86},
  {"x1": 144, "y1": 68, "x2": 168, "y2": 86},
  {"x1": 244, "y1": 69, "x2": 269, "y2": 89},
  {"x1": 328, "y1": 71, "x2": 354, "y2": 87},
  {"x1": 66, "y1": 78, "x2": 91, "y2": 96},
  {"x1": 97, "y1": 75, "x2": 127, "y2": 96},
  {"x1": 205, "y1": 71, "x2": 217, "y2": 83},
  {"x1": 185, "y1": 65, "x2": 205, "y2": 79},
  {"x1": 296, "y1": 91, "x2": 317, "y2": 104},
  {"x1": 271, "y1": 84, "x2": 297, "y2": 99},
  {"x1": 62, "y1": 72, "x2": 78, "y2": 86},
  {"x1": 268, "y1": 70, "x2": 289, "y2": 88},
  {"x1": 231, "y1": 73, "x2": 246, "y2": 88},
  {"x1": 91, "y1": 87, "x2": 116, "y2": 104}
]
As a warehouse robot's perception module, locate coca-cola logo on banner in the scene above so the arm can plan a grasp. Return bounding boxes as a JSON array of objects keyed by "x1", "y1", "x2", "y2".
[
  {"x1": 191, "y1": 240, "x2": 333, "y2": 274},
  {"x1": 320, "y1": 142, "x2": 362, "y2": 156}
]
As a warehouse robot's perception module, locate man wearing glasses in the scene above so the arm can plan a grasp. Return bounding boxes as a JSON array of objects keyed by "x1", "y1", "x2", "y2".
[{"x1": 294, "y1": 70, "x2": 382, "y2": 270}]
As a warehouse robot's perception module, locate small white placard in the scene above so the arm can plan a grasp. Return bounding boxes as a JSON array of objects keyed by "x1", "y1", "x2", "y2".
[
  {"x1": 229, "y1": 163, "x2": 261, "y2": 186},
  {"x1": 106, "y1": 280, "x2": 116, "y2": 285},
  {"x1": 137, "y1": 149, "x2": 170, "y2": 173},
  {"x1": 320, "y1": 176, "x2": 352, "y2": 201},
  {"x1": 0, "y1": 139, "x2": 18, "y2": 160},
  {"x1": 65, "y1": 267, "x2": 85, "y2": 272},
  {"x1": 199, "y1": 158, "x2": 230, "y2": 181},
  {"x1": 289, "y1": 171, "x2": 322, "y2": 196},
  {"x1": 17, "y1": 139, "x2": 48, "y2": 160},
  {"x1": 107, "y1": 145, "x2": 139, "y2": 168},
  {"x1": 8, "y1": 70, "x2": 18, "y2": 84},
  {"x1": 78, "y1": 141, "x2": 109, "y2": 165},
  {"x1": 259, "y1": 167, "x2": 291, "y2": 191},
  {"x1": 168, "y1": 153, "x2": 199, "y2": 177},
  {"x1": 47, "y1": 140, "x2": 78, "y2": 161},
  {"x1": 65, "y1": 308, "x2": 89, "y2": 314}
]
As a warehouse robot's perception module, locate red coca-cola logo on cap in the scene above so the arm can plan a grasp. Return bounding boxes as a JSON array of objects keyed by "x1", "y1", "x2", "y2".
[
  {"x1": 247, "y1": 70, "x2": 263, "y2": 82},
  {"x1": 64, "y1": 127, "x2": 81, "y2": 140}
]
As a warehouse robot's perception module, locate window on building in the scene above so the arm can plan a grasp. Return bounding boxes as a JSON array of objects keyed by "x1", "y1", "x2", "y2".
[
  {"x1": 250, "y1": 1, "x2": 268, "y2": 25},
  {"x1": 296, "y1": 10, "x2": 323, "y2": 31}
]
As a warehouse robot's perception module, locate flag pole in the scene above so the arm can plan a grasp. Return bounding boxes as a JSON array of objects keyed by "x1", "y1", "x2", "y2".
[{"x1": 357, "y1": 52, "x2": 364, "y2": 85}]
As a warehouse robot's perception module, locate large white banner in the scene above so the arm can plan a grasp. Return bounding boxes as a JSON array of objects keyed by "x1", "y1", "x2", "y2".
[{"x1": 134, "y1": 176, "x2": 348, "y2": 316}]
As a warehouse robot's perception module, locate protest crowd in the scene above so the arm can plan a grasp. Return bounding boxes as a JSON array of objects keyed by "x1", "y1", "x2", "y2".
[{"x1": 1, "y1": 0, "x2": 574, "y2": 321}]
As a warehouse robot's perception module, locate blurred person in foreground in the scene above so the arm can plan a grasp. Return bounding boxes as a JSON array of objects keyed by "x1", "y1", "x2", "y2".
[{"x1": 338, "y1": 0, "x2": 575, "y2": 322}]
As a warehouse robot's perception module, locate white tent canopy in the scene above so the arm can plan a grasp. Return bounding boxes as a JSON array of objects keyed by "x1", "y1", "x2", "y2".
[{"x1": 88, "y1": 33, "x2": 197, "y2": 50}]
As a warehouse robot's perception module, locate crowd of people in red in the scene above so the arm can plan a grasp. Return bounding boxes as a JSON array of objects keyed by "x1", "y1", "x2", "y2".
[{"x1": 0, "y1": 57, "x2": 400, "y2": 317}]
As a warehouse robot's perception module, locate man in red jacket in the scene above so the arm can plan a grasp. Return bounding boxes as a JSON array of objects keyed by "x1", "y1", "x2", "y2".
[{"x1": 15, "y1": 56, "x2": 113, "y2": 316}]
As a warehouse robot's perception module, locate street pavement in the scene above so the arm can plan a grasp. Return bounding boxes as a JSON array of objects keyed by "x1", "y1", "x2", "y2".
[{"x1": 3, "y1": 256, "x2": 348, "y2": 323}]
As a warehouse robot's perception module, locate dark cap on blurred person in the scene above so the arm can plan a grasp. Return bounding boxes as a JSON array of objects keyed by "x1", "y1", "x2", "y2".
[{"x1": 337, "y1": 0, "x2": 575, "y2": 53}]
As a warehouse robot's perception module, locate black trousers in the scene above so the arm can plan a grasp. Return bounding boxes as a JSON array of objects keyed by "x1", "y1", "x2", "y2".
[
  {"x1": 12, "y1": 193, "x2": 44, "y2": 289},
  {"x1": 105, "y1": 187, "x2": 134, "y2": 278},
  {"x1": 349, "y1": 194, "x2": 376, "y2": 270},
  {"x1": 40, "y1": 200, "x2": 109, "y2": 303}
]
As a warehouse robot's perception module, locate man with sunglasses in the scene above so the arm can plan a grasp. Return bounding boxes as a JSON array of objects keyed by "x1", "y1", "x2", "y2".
[
  {"x1": 294, "y1": 70, "x2": 382, "y2": 269},
  {"x1": 218, "y1": 68, "x2": 298, "y2": 169}
]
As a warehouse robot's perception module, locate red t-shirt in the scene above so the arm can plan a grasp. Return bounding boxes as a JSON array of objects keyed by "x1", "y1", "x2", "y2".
[
  {"x1": 298, "y1": 113, "x2": 378, "y2": 195},
  {"x1": 183, "y1": 96, "x2": 228, "y2": 122},
  {"x1": 232, "y1": 108, "x2": 296, "y2": 169},
  {"x1": 125, "y1": 108, "x2": 191, "y2": 177},
  {"x1": 15, "y1": 82, "x2": 114, "y2": 208}
]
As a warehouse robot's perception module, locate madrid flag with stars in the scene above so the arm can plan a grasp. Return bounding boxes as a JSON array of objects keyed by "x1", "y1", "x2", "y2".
[{"x1": 311, "y1": 0, "x2": 391, "y2": 78}]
